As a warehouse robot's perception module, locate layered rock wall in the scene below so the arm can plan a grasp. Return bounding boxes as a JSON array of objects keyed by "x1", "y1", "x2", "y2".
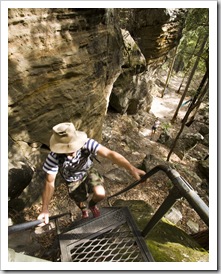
[
  {"x1": 110, "y1": 8, "x2": 187, "y2": 113},
  {"x1": 8, "y1": 8, "x2": 123, "y2": 145},
  {"x1": 8, "y1": 8, "x2": 187, "y2": 206}
]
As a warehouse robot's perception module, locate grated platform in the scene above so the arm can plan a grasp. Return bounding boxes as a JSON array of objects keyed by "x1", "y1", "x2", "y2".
[{"x1": 59, "y1": 207, "x2": 154, "y2": 262}]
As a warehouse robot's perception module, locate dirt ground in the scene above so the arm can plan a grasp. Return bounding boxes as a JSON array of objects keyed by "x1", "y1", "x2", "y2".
[{"x1": 100, "y1": 103, "x2": 209, "y2": 235}]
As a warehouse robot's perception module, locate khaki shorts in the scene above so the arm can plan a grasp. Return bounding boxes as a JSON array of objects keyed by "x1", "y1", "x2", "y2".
[{"x1": 68, "y1": 168, "x2": 104, "y2": 203}]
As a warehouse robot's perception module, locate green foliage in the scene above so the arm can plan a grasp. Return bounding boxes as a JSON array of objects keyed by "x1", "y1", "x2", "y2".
[
  {"x1": 175, "y1": 8, "x2": 209, "y2": 74},
  {"x1": 185, "y1": 8, "x2": 209, "y2": 32},
  {"x1": 161, "y1": 121, "x2": 172, "y2": 134}
]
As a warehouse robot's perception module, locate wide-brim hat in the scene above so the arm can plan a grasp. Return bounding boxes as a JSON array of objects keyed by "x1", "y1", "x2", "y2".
[{"x1": 49, "y1": 122, "x2": 87, "y2": 154}]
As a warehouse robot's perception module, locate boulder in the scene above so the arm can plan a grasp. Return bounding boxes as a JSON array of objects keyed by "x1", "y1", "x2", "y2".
[
  {"x1": 8, "y1": 161, "x2": 34, "y2": 200},
  {"x1": 199, "y1": 125, "x2": 209, "y2": 136},
  {"x1": 201, "y1": 133, "x2": 209, "y2": 147},
  {"x1": 197, "y1": 158, "x2": 209, "y2": 180},
  {"x1": 8, "y1": 137, "x2": 34, "y2": 201},
  {"x1": 175, "y1": 132, "x2": 204, "y2": 159},
  {"x1": 159, "y1": 132, "x2": 204, "y2": 160},
  {"x1": 157, "y1": 131, "x2": 171, "y2": 144}
]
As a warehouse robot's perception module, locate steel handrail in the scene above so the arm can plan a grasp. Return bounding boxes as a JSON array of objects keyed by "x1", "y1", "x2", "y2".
[
  {"x1": 8, "y1": 212, "x2": 71, "y2": 235},
  {"x1": 107, "y1": 165, "x2": 209, "y2": 237}
]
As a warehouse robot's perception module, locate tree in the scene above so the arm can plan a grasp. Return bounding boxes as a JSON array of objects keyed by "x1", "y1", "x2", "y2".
[
  {"x1": 175, "y1": 8, "x2": 209, "y2": 73},
  {"x1": 175, "y1": 36, "x2": 201, "y2": 94},
  {"x1": 176, "y1": 70, "x2": 187, "y2": 94},
  {"x1": 185, "y1": 67, "x2": 208, "y2": 126},
  {"x1": 167, "y1": 77, "x2": 208, "y2": 161},
  {"x1": 185, "y1": 80, "x2": 208, "y2": 127},
  {"x1": 171, "y1": 34, "x2": 208, "y2": 123},
  {"x1": 161, "y1": 46, "x2": 178, "y2": 98}
]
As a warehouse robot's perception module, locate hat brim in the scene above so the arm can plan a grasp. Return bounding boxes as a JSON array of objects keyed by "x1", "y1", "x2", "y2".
[{"x1": 50, "y1": 131, "x2": 88, "y2": 154}]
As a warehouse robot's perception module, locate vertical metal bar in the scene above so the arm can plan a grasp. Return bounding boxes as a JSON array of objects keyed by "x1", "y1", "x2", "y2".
[
  {"x1": 173, "y1": 176, "x2": 209, "y2": 226},
  {"x1": 167, "y1": 169, "x2": 209, "y2": 226},
  {"x1": 55, "y1": 219, "x2": 61, "y2": 235},
  {"x1": 141, "y1": 186, "x2": 182, "y2": 237}
]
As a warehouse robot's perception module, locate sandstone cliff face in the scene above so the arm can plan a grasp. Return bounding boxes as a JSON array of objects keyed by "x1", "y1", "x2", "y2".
[
  {"x1": 110, "y1": 8, "x2": 187, "y2": 114},
  {"x1": 8, "y1": 8, "x2": 186, "y2": 205},
  {"x1": 8, "y1": 8, "x2": 123, "y2": 145},
  {"x1": 109, "y1": 29, "x2": 148, "y2": 114},
  {"x1": 116, "y1": 8, "x2": 187, "y2": 62}
]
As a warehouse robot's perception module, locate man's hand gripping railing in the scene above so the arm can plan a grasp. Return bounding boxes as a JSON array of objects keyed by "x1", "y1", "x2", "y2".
[{"x1": 8, "y1": 212, "x2": 72, "y2": 235}]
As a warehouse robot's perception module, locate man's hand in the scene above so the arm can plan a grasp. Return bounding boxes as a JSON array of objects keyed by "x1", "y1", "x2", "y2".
[
  {"x1": 37, "y1": 210, "x2": 49, "y2": 225},
  {"x1": 129, "y1": 166, "x2": 146, "y2": 181}
]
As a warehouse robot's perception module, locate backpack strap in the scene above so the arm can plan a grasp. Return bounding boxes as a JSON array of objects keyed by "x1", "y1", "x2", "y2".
[{"x1": 81, "y1": 148, "x2": 101, "y2": 164}]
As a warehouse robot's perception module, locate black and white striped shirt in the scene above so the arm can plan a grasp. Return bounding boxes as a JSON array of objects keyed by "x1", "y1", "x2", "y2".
[{"x1": 43, "y1": 138, "x2": 100, "y2": 182}]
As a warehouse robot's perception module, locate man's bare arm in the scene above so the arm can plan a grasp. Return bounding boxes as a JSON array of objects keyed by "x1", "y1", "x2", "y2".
[
  {"x1": 97, "y1": 146, "x2": 145, "y2": 180},
  {"x1": 37, "y1": 173, "x2": 56, "y2": 224}
]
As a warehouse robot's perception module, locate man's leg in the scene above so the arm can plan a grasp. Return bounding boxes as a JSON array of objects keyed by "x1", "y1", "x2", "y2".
[
  {"x1": 68, "y1": 181, "x2": 89, "y2": 219},
  {"x1": 77, "y1": 201, "x2": 89, "y2": 219},
  {"x1": 90, "y1": 185, "x2": 106, "y2": 204},
  {"x1": 88, "y1": 185, "x2": 105, "y2": 217},
  {"x1": 87, "y1": 169, "x2": 105, "y2": 217}
]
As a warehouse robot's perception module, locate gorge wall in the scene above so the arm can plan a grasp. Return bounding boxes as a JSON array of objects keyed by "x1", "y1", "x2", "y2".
[{"x1": 8, "y1": 8, "x2": 187, "y2": 206}]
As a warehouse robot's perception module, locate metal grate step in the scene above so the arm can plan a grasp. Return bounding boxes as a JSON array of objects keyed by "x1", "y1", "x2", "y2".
[{"x1": 59, "y1": 207, "x2": 154, "y2": 262}]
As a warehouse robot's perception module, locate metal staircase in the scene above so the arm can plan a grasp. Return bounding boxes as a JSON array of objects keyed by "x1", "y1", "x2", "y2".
[
  {"x1": 8, "y1": 165, "x2": 209, "y2": 262},
  {"x1": 59, "y1": 207, "x2": 154, "y2": 262}
]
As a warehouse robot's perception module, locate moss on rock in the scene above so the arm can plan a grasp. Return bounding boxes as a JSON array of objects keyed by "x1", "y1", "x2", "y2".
[{"x1": 113, "y1": 199, "x2": 208, "y2": 262}]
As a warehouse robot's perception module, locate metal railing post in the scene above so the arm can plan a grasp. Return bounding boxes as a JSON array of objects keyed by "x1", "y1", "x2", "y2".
[
  {"x1": 168, "y1": 169, "x2": 209, "y2": 226},
  {"x1": 141, "y1": 186, "x2": 182, "y2": 237}
]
